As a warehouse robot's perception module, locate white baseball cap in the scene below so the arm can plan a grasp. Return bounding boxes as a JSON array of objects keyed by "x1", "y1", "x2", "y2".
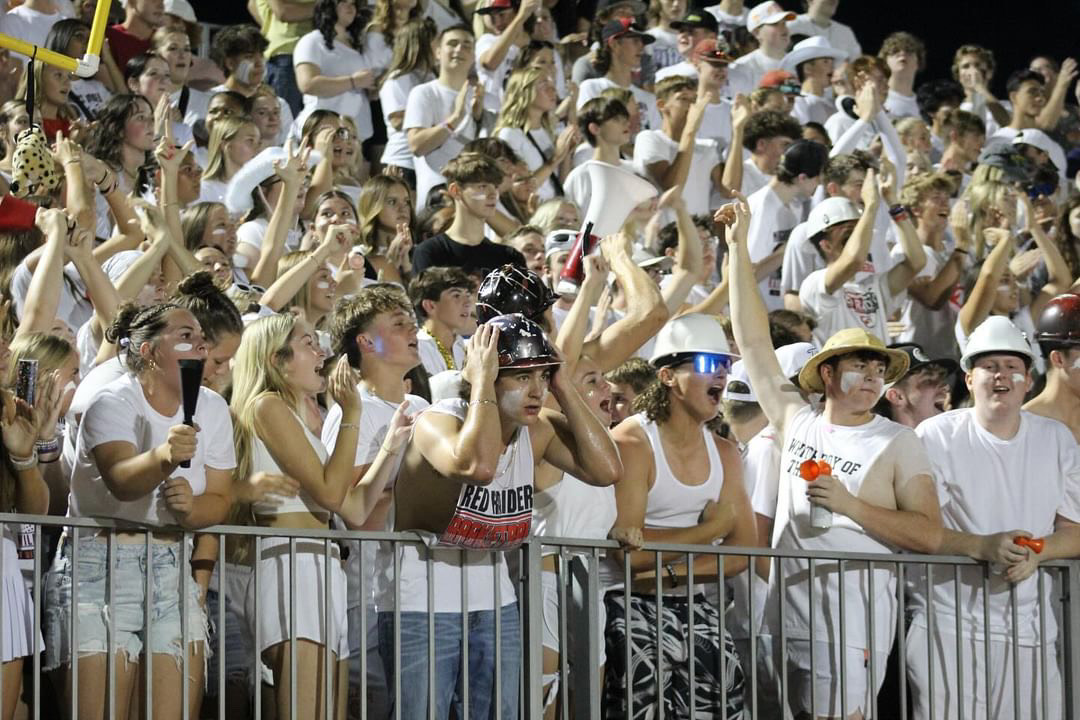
[
  {"x1": 746, "y1": 1, "x2": 795, "y2": 32},
  {"x1": 1012, "y1": 128, "x2": 1066, "y2": 173},
  {"x1": 164, "y1": 0, "x2": 197, "y2": 23},
  {"x1": 781, "y1": 36, "x2": 847, "y2": 74},
  {"x1": 805, "y1": 197, "x2": 861, "y2": 239},
  {"x1": 723, "y1": 342, "x2": 816, "y2": 401}
]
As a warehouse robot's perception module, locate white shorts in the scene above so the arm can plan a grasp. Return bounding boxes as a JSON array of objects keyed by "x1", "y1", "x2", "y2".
[
  {"x1": 785, "y1": 639, "x2": 889, "y2": 718},
  {"x1": 1, "y1": 530, "x2": 39, "y2": 662},
  {"x1": 906, "y1": 618, "x2": 1062, "y2": 720},
  {"x1": 246, "y1": 538, "x2": 349, "y2": 659},
  {"x1": 540, "y1": 567, "x2": 606, "y2": 666}
]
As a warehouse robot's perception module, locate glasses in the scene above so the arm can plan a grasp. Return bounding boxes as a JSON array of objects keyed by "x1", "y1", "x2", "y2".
[{"x1": 691, "y1": 353, "x2": 732, "y2": 374}]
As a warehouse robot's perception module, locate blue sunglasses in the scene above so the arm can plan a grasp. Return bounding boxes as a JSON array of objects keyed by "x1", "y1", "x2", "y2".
[{"x1": 691, "y1": 353, "x2": 732, "y2": 374}]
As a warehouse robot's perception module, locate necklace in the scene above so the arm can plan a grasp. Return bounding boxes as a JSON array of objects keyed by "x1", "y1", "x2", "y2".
[{"x1": 431, "y1": 333, "x2": 456, "y2": 371}]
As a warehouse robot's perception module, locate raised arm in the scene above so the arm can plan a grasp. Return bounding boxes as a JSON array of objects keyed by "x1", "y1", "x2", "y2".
[
  {"x1": 254, "y1": 358, "x2": 362, "y2": 513},
  {"x1": 883, "y1": 165, "x2": 927, "y2": 295},
  {"x1": 533, "y1": 365, "x2": 622, "y2": 487},
  {"x1": 1036, "y1": 58, "x2": 1077, "y2": 130},
  {"x1": 824, "y1": 169, "x2": 880, "y2": 294},
  {"x1": 581, "y1": 233, "x2": 669, "y2": 372},
  {"x1": 251, "y1": 142, "x2": 309, "y2": 288},
  {"x1": 479, "y1": 0, "x2": 537, "y2": 71},
  {"x1": 1022, "y1": 193, "x2": 1075, "y2": 320},
  {"x1": 957, "y1": 227, "x2": 1012, "y2": 337},
  {"x1": 553, "y1": 253, "x2": 607, "y2": 375},
  {"x1": 658, "y1": 191, "x2": 704, "y2": 314},
  {"x1": 409, "y1": 324, "x2": 505, "y2": 484},
  {"x1": 721, "y1": 94, "x2": 750, "y2": 194},
  {"x1": 17, "y1": 209, "x2": 69, "y2": 338},
  {"x1": 260, "y1": 224, "x2": 351, "y2": 311},
  {"x1": 338, "y1": 402, "x2": 416, "y2": 527},
  {"x1": 724, "y1": 195, "x2": 807, "y2": 433}
]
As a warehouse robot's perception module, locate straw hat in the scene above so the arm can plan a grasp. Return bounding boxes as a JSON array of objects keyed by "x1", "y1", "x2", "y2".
[{"x1": 798, "y1": 328, "x2": 909, "y2": 393}]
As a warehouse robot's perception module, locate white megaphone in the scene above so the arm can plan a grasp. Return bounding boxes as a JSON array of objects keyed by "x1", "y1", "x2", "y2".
[{"x1": 556, "y1": 160, "x2": 658, "y2": 297}]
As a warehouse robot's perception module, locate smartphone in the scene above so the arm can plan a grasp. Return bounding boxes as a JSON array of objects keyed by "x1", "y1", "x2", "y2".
[{"x1": 15, "y1": 358, "x2": 37, "y2": 407}]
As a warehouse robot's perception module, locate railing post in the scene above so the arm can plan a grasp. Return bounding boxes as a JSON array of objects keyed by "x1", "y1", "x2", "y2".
[
  {"x1": 522, "y1": 538, "x2": 544, "y2": 719},
  {"x1": 1064, "y1": 559, "x2": 1080, "y2": 719}
]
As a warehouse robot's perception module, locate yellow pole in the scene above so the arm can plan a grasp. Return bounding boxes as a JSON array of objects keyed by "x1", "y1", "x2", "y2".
[
  {"x1": 0, "y1": 34, "x2": 76, "y2": 73},
  {"x1": 86, "y1": 0, "x2": 110, "y2": 56}
]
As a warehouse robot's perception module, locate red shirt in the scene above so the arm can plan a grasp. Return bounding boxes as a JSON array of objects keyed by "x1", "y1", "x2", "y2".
[
  {"x1": 106, "y1": 24, "x2": 151, "y2": 73},
  {"x1": 42, "y1": 117, "x2": 72, "y2": 144}
]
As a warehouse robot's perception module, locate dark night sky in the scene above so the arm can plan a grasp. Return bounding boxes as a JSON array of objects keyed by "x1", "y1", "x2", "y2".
[{"x1": 197, "y1": 0, "x2": 1080, "y2": 97}]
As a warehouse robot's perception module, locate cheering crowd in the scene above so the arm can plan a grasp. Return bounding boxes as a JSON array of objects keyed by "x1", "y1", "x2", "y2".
[{"x1": 0, "y1": 0, "x2": 1079, "y2": 718}]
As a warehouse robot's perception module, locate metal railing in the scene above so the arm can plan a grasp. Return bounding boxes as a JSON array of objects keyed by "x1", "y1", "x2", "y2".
[{"x1": 2, "y1": 512, "x2": 1077, "y2": 720}]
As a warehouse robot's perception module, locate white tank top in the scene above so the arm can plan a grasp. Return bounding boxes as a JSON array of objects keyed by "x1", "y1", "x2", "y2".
[
  {"x1": 600, "y1": 414, "x2": 725, "y2": 590},
  {"x1": 533, "y1": 472, "x2": 617, "y2": 551},
  {"x1": 638, "y1": 413, "x2": 725, "y2": 528},
  {"x1": 250, "y1": 409, "x2": 330, "y2": 516}
]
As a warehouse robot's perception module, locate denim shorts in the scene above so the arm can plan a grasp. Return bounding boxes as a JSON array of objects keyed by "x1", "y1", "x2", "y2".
[{"x1": 43, "y1": 536, "x2": 206, "y2": 671}]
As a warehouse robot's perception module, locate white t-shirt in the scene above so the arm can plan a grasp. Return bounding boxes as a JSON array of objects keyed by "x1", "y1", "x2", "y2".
[
  {"x1": 800, "y1": 268, "x2": 901, "y2": 345},
  {"x1": 363, "y1": 32, "x2": 393, "y2": 75},
  {"x1": 729, "y1": 423, "x2": 782, "y2": 640},
  {"x1": 700, "y1": 100, "x2": 733, "y2": 153},
  {"x1": 703, "y1": 5, "x2": 748, "y2": 32},
  {"x1": 740, "y1": 154, "x2": 772, "y2": 197},
  {"x1": 633, "y1": 129, "x2": 721, "y2": 215},
  {"x1": 747, "y1": 183, "x2": 801, "y2": 311},
  {"x1": 913, "y1": 410, "x2": 1080, "y2": 642},
  {"x1": 403, "y1": 79, "x2": 492, "y2": 209},
  {"x1": 577, "y1": 78, "x2": 662, "y2": 131},
  {"x1": 11, "y1": 260, "x2": 90, "y2": 333},
  {"x1": 475, "y1": 32, "x2": 519, "y2": 105},
  {"x1": 70, "y1": 374, "x2": 235, "y2": 525},
  {"x1": 198, "y1": 179, "x2": 227, "y2": 204},
  {"x1": 729, "y1": 49, "x2": 785, "y2": 93},
  {"x1": 293, "y1": 30, "x2": 375, "y2": 140},
  {"x1": 792, "y1": 93, "x2": 836, "y2": 126},
  {"x1": 379, "y1": 71, "x2": 432, "y2": 170},
  {"x1": 787, "y1": 14, "x2": 862, "y2": 60},
  {"x1": 647, "y1": 27, "x2": 681, "y2": 70},
  {"x1": 0, "y1": 4, "x2": 71, "y2": 65},
  {"x1": 497, "y1": 126, "x2": 559, "y2": 200},
  {"x1": 416, "y1": 329, "x2": 467, "y2": 376},
  {"x1": 424, "y1": 0, "x2": 464, "y2": 31},
  {"x1": 71, "y1": 79, "x2": 111, "y2": 119},
  {"x1": 322, "y1": 385, "x2": 429, "y2": 610},
  {"x1": 885, "y1": 89, "x2": 920, "y2": 119},
  {"x1": 235, "y1": 216, "x2": 302, "y2": 255},
  {"x1": 892, "y1": 244, "x2": 960, "y2": 360}
]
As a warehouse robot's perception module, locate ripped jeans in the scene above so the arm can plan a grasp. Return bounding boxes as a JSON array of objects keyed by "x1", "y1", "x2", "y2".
[{"x1": 43, "y1": 534, "x2": 206, "y2": 672}]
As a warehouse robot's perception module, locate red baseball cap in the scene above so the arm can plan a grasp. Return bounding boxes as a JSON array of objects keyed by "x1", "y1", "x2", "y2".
[{"x1": 693, "y1": 38, "x2": 734, "y2": 65}]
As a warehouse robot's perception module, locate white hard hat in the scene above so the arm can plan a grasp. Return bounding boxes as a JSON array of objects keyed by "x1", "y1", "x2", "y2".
[
  {"x1": 959, "y1": 316, "x2": 1033, "y2": 372},
  {"x1": 805, "y1": 197, "x2": 861, "y2": 239},
  {"x1": 650, "y1": 313, "x2": 738, "y2": 366}
]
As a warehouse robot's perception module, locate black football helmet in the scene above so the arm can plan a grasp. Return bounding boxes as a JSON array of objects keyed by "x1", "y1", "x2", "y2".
[
  {"x1": 475, "y1": 265, "x2": 556, "y2": 323},
  {"x1": 485, "y1": 313, "x2": 560, "y2": 368}
]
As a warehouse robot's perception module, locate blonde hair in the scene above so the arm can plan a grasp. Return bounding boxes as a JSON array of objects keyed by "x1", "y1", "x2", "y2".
[
  {"x1": 14, "y1": 63, "x2": 77, "y2": 123},
  {"x1": 6, "y1": 333, "x2": 75, "y2": 386},
  {"x1": 204, "y1": 114, "x2": 256, "y2": 181},
  {"x1": 528, "y1": 198, "x2": 579, "y2": 234},
  {"x1": 357, "y1": 174, "x2": 414, "y2": 253},
  {"x1": 963, "y1": 165, "x2": 1014, "y2": 259},
  {"x1": 495, "y1": 68, "x2": 555, "y2": 137},
  {"x1": 229, "y1": 314, "x2": 301, "y2": 487}
]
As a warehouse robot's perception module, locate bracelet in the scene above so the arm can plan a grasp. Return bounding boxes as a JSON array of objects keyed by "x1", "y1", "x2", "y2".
[
  {"x1": 339, "y1": 422, "x2": 361, "y2": 431},
  {"x1": 349, "y1": 75, "x2": 357, "y2": 90},
  {"x1": 35, "y1": 438, "x2": 59, "y2": 455},
  {"x1": 63, "y1": 160, "x2": 81, "y2": 167},
  {"x1": 665, "y1": 563, "x2": 678, "y2": 587},
  {"x1": 94, "y1": 168, "x2": 111, "y2": 187},
  {"x1": 888, "y1": 203, "x2": 908, "y2": 217},
  {"x1": 380, "y1": 442, "x2": 399, "y2": 454},
  {"x1": 469, "y1": 398, "x2": 497, "y2": 407},
  {"x1": 443, "y1": 119, "x2": 456, "y2": 133},
  {"x1": 953, "y1": 247, "x2": 969, "y2": 256},
  {"x1": 9, "y1": 448, "x2": 38, "y2": 471}
]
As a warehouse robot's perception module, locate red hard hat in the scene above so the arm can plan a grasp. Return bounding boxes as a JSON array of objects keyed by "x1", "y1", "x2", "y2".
[{"x1": 1035, "y1": 293, "x2": 1080, "y2": 347}]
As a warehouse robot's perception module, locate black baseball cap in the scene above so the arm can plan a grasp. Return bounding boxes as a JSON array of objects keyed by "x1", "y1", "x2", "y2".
[
  {"x1": 779, "y1": 139, "x2": 829, "y2": 179},
  {"x1": 888, "y1": 343, "x2": 959, "y2": 378},
  {"x1": 601, "y1": 17, "x2": 656, "y2": 44},
  {"x1": 671, "y1": 11, "x2": 719, "y2": 34}
]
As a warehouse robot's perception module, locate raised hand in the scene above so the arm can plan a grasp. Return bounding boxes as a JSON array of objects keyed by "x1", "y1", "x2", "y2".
[
  {"x1": 380, "y1": 401, "x2": 417, "y2": 456},
  {"x1": 274, "y1": 138, "x2": 310, "y2": 187},
  {"x1": 462, "y1": 322, "x2": 501, "y2": 391},
  {"x1": 328, "y1": 356, "x2": 362, "y2": 415}
]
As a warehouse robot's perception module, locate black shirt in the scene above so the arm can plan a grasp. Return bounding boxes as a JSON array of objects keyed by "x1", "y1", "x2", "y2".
[{"x1": 411, "y1": 233, "x2": 527, "y2": 276}]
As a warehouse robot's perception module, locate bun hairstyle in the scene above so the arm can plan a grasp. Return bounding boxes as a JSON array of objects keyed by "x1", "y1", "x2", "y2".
[
  {"x1": 105, "y1": 301, "x2": 183, "y2": 373},
  {"x1": 174, "y1": 271, "x2": 243, "y2": 345}
]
